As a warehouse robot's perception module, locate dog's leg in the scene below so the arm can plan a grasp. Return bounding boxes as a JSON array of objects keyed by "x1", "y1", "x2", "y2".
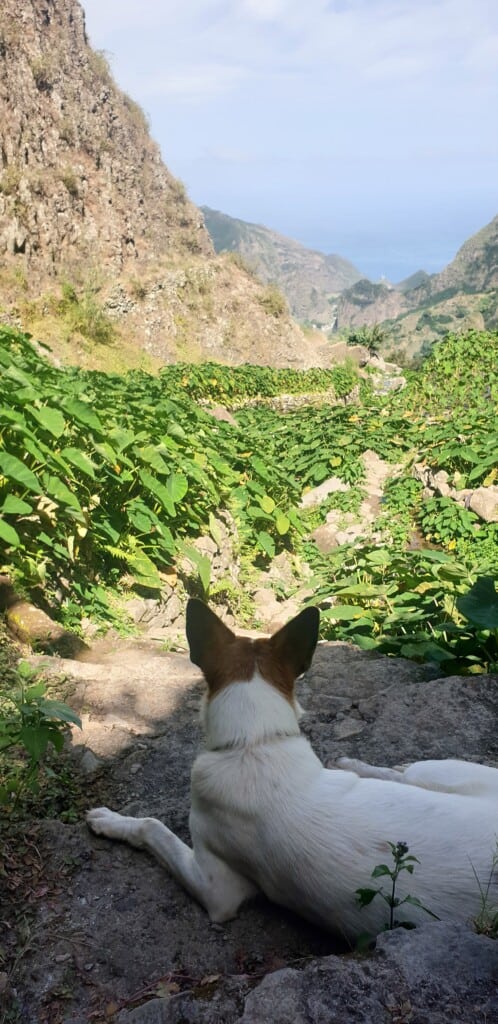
[
  {"x1": 87, "y1": 808, "x2": 257, "y2": 922},
  {"x1": 335, "y1": 757, "x2": 406, "y2": 782}
]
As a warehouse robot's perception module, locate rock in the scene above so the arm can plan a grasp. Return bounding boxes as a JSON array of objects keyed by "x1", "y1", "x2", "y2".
[
  {"x1": 253, "y1": 589, "x2": 303, "y2": 631},
  {"x1": 239, "y1": 923, "x2": 498, "y2": 1024},
  {"x1": 469, "y1": 485, "x2": 498, "y2": 522},
  {"x1": 311, "y1": 521, "x2": 340, "y2": 552},
  {"x1": 332, "y1": 718, "x2": 365, "y2": 740},
  {"x1": 5, "y1": 600, "x2": 88, "y2": 655},
  {"x1": 300, "y1": 476, "x2": 350, "y2": 508},
  {"x1": 203, "y1": 405, "x2": 239, "y2": 428},
  {"x1": 79, "y1": 749, "x2": 102, "y2": 775}
]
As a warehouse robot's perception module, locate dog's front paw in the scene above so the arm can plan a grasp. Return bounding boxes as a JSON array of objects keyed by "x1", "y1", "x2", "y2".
[{"x1": 86, "y1": 807, "x2": 144, "y2": 847}]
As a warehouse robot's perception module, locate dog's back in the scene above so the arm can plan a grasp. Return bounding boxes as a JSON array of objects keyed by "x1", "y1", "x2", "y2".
[{"x1": 192, "y1": 677, "x2": 498, "y2": 938}]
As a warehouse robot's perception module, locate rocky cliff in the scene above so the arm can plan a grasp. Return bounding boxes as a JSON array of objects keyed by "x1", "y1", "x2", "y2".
[
  {"x1": 0, "y1": 0, "x2": 320, "y2": 369},
  {"x1": 202, "y1": 205, "x2": 363, "y2": 324},
  {"x1": 336, "y1": 215, "x2": 498, "y2": 360}
]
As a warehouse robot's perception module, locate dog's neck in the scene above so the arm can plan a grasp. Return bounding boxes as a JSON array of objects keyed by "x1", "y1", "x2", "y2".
[{"x1": 201, "y1": 674, "x2": 302, "y2": 752}]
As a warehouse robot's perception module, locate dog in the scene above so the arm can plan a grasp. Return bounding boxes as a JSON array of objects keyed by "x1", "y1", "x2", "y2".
[{"x1": 87, "y1": 599, "x2": 498, "y2": 941}]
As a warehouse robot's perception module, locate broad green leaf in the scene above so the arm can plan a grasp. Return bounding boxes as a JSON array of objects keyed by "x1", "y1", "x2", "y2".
[
  {"x1": 371, "y1": 864, "x2": 392, "y2": 878},
  {"x1": 24, "y1": 684, "x2": 46, "y2": 702},
  {"x1": 457, "y1": 577, "x2": 498, "y2": 629},
  {"x1": 167, "y1": 472, "x2": 188, "y2": 504},
  {"x1": 1, "y1": 494, "x2": 32, "y2": 514},
  {"x1": 44, "y1": 474, "x2": 82, "y2": 510},
  {"x1": 20, "y1": 723, "x2": 52, "y2": 761},
  {"x1": 257, "y1": 531, "x2": 275, "y2": 558},
  {"x1": 355, "y1": 888, "x2": 378, "y2": 907},
  {"x1": 134, "y1": 446, "x2": 170, "y2": 474},
  {"x1": 39, "y1": 700, "x2": 82, "y2": 728},
  {"x1": 61, "y1": 447, "x2": 96, "y2": 479},
  {"x1": 260, "y1": 494, "x2": 275, "y2": 514},
  {"x1": 127, "y1": 551, "x2": 162, "y2": 588},
  {"x1": 139, "y1": 469, "x2": 175, "y2": 516},
  {"x1": 61, "y1": 397, "x2": 103, "y2": 433},
  {"x1": 29, "y1": 405, "x2": 66, "y2": 438},
  {"x1": 0, "y1": 452, "x2": 40, "y2": 493},
  {"x1": 275, "y1": 511, "x2": 290, "y2": 535},
  {"x1": 0, "y1": 518, "x2": 20, "y2": 547},
  {"x1": 322, "y1": 605, "x2": 367, "y2": 620}
]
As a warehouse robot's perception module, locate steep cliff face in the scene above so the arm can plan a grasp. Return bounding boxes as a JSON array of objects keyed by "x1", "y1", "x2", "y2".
[
  {"x1": 0, "y1": 0, "x2": 209, "y2": 271},
  {"x1": 0, "y1": 0, "x2": 318, "y2": 368}
]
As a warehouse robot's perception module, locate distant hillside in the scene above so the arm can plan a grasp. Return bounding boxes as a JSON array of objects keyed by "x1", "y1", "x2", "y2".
[
  {"x1": 396, "y1": 270, "x2": 430, "y2": 293},
  {"x1": 202, "y1": 206, "x2": 364, "y2": 323},
  {"x1": 0, "y1": 0, "x2": 323, "y2": 371},
  {"x1": 336, "y1": 215, "x2": 498, "y2": 360}
]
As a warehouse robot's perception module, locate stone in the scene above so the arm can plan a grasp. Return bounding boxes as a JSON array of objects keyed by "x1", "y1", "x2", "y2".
[
  {"x1": 333, "y1": 718, "x2": 365, "y2": 739},
  {"x1": 469, "y1": 485, "x2": 498, "y2": 522},
  {"x1": 5, "y1": 600, "x2": 88, "y2": 655},
  {"x1": 79, "y1": 749, "x2": 102, "y2": 775},
  {"x1": 300, "y1": 476, "x2": 350, "y2": 508},
  {"x1": 240, "y1": 923, "x2": 498, "y2": 1024}
]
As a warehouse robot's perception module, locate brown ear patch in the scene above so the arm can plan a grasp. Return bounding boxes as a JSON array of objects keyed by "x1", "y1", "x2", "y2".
[{"x1": 186, "y1": 598, "x2": 235, "y2": 673}]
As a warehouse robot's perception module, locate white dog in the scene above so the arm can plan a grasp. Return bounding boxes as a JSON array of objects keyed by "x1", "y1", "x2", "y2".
[{"x1": 87, "y1": 600, "x2": 498, "y2": 940}]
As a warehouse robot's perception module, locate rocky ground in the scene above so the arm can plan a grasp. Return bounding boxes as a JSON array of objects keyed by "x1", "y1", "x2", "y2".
[{"x1": 1, "y1": 627, "x2": 497, "y2": 1024}]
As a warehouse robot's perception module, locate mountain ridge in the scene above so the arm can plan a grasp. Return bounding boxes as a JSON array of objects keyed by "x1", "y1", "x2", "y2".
[{"x1": 202, "y1": 205, "x2": 364, "y2": 323}]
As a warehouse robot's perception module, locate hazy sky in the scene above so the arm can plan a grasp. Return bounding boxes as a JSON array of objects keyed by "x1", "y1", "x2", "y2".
[{"x1": 81, "y1": 0, "x2": 498, "y2": 282}]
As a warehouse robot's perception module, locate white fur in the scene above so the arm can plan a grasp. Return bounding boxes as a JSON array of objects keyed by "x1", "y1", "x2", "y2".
[{"x1": 88, "y1": 673, "x2": 498, "y2": 941}]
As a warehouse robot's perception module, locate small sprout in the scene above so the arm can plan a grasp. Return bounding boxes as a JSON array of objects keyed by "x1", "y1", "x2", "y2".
[{"x1": 356, "y1": 840, "x2": 440, "y2": 932}]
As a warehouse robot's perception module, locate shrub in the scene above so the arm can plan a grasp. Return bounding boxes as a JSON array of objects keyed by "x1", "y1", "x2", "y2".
[{"x1": 258, "y1": 284, "x2": 287, "y2": 318}]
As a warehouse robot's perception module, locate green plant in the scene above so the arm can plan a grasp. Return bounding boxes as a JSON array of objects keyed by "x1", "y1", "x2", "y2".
[
  {"x1": 257, "y1": 284, "x2": 288, "y2": 318},
  {"x1": 472, "y1": 843, "x2": 498, "y2": 938},
  {"x1": 0, "y1": 661, "x2": 81, "y2": 811},
  {"x1": 356, "y1": 841, "x2": 440, "y2": 931},
  {"x1": 0, "y1": 165, "x2": 21, "y2": 196},
  {"x1": 347, "y1": 323, "x2": 387, "y2": 356},
  {"x1": 30, "y1": 54, "x2": 54, "y2": 91},
  {"x1": 57, "y1": 280, "x2": 115, "y2": 344},
  {"x1": 419, "y1": 497, "x2": 479, "y2": 548},
  {"x1": 60, "y1": 167, "x2": 79, "y2": 197},
  {"x1": 121, "y1": 92, "x2": 150, "y2": 132}
]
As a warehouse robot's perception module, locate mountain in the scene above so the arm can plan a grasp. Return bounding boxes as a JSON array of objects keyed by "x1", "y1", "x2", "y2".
[
  {"x1": 201, "y1": 206, "x2": 364, "y2": 324},
  {"x1": 0, "y1": 0, "x2": 322, "y2": 370},
  {"x1": 336, "y1": 216, "x2": 498, "y2": 360}
]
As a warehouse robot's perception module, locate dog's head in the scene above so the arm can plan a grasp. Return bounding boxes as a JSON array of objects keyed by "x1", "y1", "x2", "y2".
[{"x1": 186, "y1": 598, "x2": 320, "y2": 706}]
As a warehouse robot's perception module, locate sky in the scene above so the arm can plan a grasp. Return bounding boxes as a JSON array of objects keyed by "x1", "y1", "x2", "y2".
[{"x1": 81, "y1": 0, "x2": 498, "y2": 282}]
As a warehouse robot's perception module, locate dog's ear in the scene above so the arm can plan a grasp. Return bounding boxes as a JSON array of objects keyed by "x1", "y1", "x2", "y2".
[
  {"x1": 186, "y1": 598, "x2": 236, "y2": 672},
  {"x1": 269, "y1": 606, "x2": 320, "y2": 680}
]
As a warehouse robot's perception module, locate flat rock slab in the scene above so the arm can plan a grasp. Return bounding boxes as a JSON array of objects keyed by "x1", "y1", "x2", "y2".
[{"x1": 8, "y1": 638, "x2": 498, "y2": 1023}]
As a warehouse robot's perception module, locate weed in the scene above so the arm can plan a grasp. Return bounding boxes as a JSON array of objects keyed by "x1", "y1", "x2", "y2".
[
  {"x1": 129, "y1": 278, "x2": 148, "y2": 301},
  {"x1": 60, "y1": 167, "x2": 79, "y2": 198},
  {"x1": 0, "y1": 659, "x2": 81, "y2": 813},
  {"x1": 472, "y1": 843, "x2": 498, "y2": 938},
  {"x1": 30, "y1": 54, "x2": 54, "y2": 91},
  {"x1": 57, "y1": 279, "x2": 115, "y2": 344},
  {"x1": 121, "y1": 92, "x2": 150, "y2": 132},
  {"x1": 257, "y1": 284, "x2": 288, "y2": 318},
  {"x1": 0, "y1": 166, "x2": 21, "y2": 196},
  {"x1": 356, "y1": 841, "x2": 440, "y2": 932}
]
